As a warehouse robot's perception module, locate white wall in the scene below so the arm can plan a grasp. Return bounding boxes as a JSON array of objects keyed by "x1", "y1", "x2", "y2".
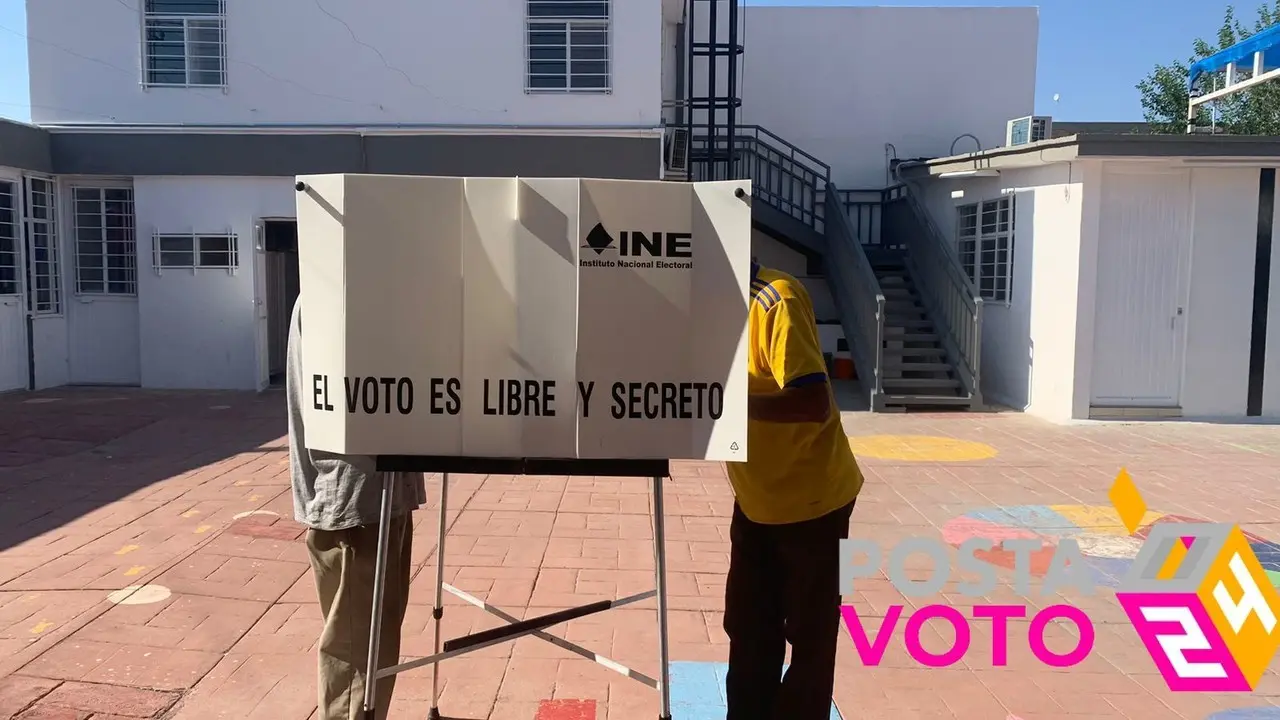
[
  {"x1": 918, "y1": 163, "x2": 1084, "y2": 420},
  {"x1": 730, "y1": 6, "x2": 1038, "y2": 188},
  {"x1": 752, "y1": 229, "x2": 806, "y2": 278},
  {"x1": 133, "y1": 176, "x2": 295, "y2": 390},
  {"x1": 923, "y1": 159, "x2": 1280, "y2": 421},
  {"x1": 28, "y1": 0, "x2": 662, "y2": 127}
]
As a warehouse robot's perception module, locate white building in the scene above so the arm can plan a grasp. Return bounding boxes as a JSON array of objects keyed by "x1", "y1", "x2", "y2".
[
  {"x1": 4, "y1": 0, "x2": 1042, "y2": 409},
  {"x1": 904, "y1": 135, "x2": 1280, "y2": 421}
]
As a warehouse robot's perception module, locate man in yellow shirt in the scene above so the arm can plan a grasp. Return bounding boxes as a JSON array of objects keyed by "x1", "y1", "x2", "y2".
[{"x1": 723, "y1": 260, "x2": 865, "y2": 720}]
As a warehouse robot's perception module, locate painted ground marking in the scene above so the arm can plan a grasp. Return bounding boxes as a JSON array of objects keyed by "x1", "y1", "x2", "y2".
[
  {"x1": 535, "y1": 699, "x2": 597, "y2": 720},
  {"x1": 106, "y1": 585, "x2": 171, "y2": 606},
  {"x1": 669, "y1": 661, "x2": 841, "y2": 720},
  {"x1": 848, "y1": 435, "x2": 998, "y2": 462}
]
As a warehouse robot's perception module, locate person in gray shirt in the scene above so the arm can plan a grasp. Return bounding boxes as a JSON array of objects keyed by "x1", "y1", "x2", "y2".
[{"x1": 286, "y1": 300, "x2": 426, "y2": 720}]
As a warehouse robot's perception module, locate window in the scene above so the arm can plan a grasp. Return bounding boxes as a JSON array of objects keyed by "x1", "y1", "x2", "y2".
[
  {"x1": 526, "y1": 0, "x2": 610, "y2": 92},
  {"x1": 74, "y1": 188, "x2": 137, "y2": 295},
  {"x1": 0, "y1": 182, "x2": 18, "y2": 296},
  {"x1": 25, "y1": 177, "x2": 61, "y2": 314},
  {"x1": 152, "y1": 233, "x2": 239, "y2": 271},
  {"x1": 144, "y1": 0, "x2": 226, "y2": 87},
  {"x1": 956, "y1": 197, "x2": 1014, "y2": 303}
]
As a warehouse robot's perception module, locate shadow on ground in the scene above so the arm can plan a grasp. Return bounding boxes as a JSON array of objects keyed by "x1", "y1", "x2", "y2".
[{"x1": 0, "y1": 387, "x2": 286, "y2": 555}]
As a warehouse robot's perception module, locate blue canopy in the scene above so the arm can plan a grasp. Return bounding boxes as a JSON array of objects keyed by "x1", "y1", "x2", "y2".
[{"x1": 1188, "y1": 22, "x2": 1280, "y2": 90}]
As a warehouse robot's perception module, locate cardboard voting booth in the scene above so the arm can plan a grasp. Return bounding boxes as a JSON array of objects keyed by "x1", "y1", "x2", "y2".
[
  {"x1": 295, "y1": 174, "x2": 751, "y2": 461},
  {"x1": 293, "y1": 174, "x2": 753, "y2": 720}
]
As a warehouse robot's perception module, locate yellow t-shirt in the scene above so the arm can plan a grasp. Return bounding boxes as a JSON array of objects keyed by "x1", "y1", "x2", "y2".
[{"x1": 726, "y1": 263, "x2": 865, "y2": 524}]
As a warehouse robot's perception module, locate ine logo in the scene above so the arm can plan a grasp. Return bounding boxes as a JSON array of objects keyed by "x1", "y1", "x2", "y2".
[
  {"x1": 580, "y1": 223, "x2": 695, "y2": 271},
  {"x1": 584, "y1": 223, "x2": 615, "y2": 255}
]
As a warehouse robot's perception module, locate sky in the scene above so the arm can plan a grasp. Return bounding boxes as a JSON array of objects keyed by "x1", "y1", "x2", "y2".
[{"x1": 0, "y1": 0, "x2": 1245, "y2": 123}]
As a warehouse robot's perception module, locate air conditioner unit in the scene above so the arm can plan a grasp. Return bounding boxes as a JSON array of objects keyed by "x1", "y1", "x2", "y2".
[
  {"x1": 665, "y1": 127, "x2": 690, "y2": 174},
  {"x1": 1006, "y1": 116, "x2": 1053, "y2": 147}
]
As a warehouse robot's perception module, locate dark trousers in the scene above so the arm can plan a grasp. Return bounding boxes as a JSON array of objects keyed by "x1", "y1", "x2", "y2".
[{"x1": 724, "y1": 500, "x2": 854, "y2": 720}]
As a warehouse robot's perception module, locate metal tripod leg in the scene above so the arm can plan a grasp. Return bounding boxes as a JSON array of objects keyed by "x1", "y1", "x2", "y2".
[
  {"x1": 428, "y1": 472, "x2": 449, "y2": 720},
  {"x1": 362, "y1": 474, "x2": 397, "y2": 720},
  {"x1": 652, "y1": 474, "x2": 672, "y2": 720}
]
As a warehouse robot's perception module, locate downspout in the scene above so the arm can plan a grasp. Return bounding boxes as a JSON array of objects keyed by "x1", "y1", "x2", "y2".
[{"x1": 675, "y1": 21, "x2": 686, "y2": 128}]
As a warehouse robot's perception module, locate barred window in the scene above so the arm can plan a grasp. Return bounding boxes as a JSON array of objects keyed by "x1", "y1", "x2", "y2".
[
  {"x1": 526, "y1": 0, "x2": 610, "y2": 92},
  {"x1": 144, "y1": 0, "x2": 227, "y2": 87},
  {"x1": 956, "y1": 196, "x2": 1014, "y2": 303},
  {"x1": 152, "y1": 232, "x2": 238, "y2": 271},
  {"x1": 74, "y1": 188, "x2": 137, "y2": 295},
  {"x1": 26, "y1": 177, "x2": 61, "y2": 314},
  {"x1": 0, "y1": 182, "x2": 17, "y2": 296}
]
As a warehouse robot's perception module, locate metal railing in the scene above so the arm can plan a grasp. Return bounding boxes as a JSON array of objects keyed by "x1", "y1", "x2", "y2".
[
  {"x1": 689, "y1": 125, "x2": 830, "y2": 232},
  {"x1": 833, "y1": 188, "x2": 888, "y2": 248},
  {"x1": 823, "y1": 183, "x2": 885, "y2": 407},
  {"x1": 881, "y1": 183, "x2": 983, "y2": 406}
]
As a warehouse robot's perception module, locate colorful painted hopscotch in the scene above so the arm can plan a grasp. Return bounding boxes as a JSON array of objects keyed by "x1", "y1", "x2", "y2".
[{"x1": 669, "y1": 661, "x2": 842, "y2": 719}]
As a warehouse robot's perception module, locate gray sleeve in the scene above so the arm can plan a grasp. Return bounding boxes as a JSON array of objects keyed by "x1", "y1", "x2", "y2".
[{"x1": 286, "y1": 302, "x2": 314, "y2": 480}]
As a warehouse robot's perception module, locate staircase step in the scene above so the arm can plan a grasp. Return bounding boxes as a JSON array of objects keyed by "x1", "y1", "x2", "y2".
[
  {"x1": 883, "y1": 361, "x2": 952, "y2": 372},
  {"x1": 883, "y1": 377, "x2": 962, "y2": 390},
  {"x1": 885, "y1": 319, "x2": 934, "y2": 330},
  {"x1": 883, "y1": 346, "x2": 947, "y2": 357},
  {"x1": 880, "y1": 394, "x2": 974, "y2": 408},
  {"x1": 883, "y1": 332, "x2": 939, "y2": 344},
  {"x1": 882, "y1": 288, "x2": 914, "y2": 299},
  {"x1": 877, "y1": 276, "x2": 908, "y2": 287}
]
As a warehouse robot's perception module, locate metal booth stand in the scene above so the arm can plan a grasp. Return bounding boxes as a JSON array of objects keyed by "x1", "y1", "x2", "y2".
[{"x1": 362, "y1": 456, "x2": 674, "y2": 720}]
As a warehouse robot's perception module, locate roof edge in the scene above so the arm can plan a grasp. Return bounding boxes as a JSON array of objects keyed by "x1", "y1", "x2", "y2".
[{"x1": 899, "y1": 133, "x2": 1280, "y2": 178}]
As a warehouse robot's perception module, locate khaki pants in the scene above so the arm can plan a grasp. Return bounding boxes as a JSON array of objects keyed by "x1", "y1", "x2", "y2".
[{"x1": 306, "y1": 516, "x2": 413, "y2": 720}]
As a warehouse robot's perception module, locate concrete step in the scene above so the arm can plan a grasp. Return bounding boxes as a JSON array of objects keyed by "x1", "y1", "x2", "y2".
[
  {"x1": 884, "y1": 318, "x2": 934, "y2": 330},
  {"x1": 880, "y1": 394, "x2": 974, "y2": 409},
  {"x1": 883, "y1": 345, "x2": 947, "y2": 358},
  {"x1": 883, "y1": 361, "x2": 952, "y2": 373},
  {"x1": 882, "y1": 377, "x2": 962, "y2": 390},
  {"x1": 883, "y1": 332, "x2": 939, "y2": 344},
  {"x1": 885, "y1": 300, "x2": 924, "y2": 311}
]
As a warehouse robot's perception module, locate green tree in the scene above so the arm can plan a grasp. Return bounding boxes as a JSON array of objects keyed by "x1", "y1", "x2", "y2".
[{"x1": 1137, "y1": 3, "x2": 1280, "y2": 134}]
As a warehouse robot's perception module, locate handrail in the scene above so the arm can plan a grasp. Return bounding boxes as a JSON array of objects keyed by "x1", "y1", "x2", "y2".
[
  {"x1": 823, "y1": 183, "x2": 885, "y2": 407},
  {"x1": 689, "y1": 127, "x2": 890, "y2": 407},
  {"x1": 833, "y1": 188, "x2": 885, "y2": 247},
  {"x1": 882, "y1": 181, "x2": 984, "y2": 405},
  {"x1": 748, "y1": 125, "x2": 831, "y2": 179},
  {"x1": 689, "y1": 125, "x2": 830, "y2": 232}
]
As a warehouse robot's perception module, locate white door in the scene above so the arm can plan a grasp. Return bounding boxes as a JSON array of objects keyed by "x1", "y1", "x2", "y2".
[
  {"x1": 1090, "y1": 166, "x2": 1192, "y2": 407},
  {"x1": 0, "y1": 178, "x2": 28, "y2": 392},
  {"x1": 252, "y1": 221, "x2": 270, "y2": 391}
]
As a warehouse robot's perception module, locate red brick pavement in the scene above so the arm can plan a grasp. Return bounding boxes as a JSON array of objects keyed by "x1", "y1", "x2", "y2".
[{"x1": 0, "y1": 388, "x2": 1278, "y2": 718}]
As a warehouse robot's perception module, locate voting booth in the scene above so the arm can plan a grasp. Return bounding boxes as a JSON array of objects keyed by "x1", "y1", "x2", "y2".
[{"x1": 294, "y1": 174, "x2": 752, "y2": 720}]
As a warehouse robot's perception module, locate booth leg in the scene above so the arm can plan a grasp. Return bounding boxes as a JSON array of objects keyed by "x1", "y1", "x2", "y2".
[
  {"x1": 362, "y1": 475, "x2": 397, "y2": 720},
  {"x1": 428, "y1": 473, "x2": 450, "y2": 720},
  {"x1": 651, "y1": 475, "x2": 673, "y2": 720}
]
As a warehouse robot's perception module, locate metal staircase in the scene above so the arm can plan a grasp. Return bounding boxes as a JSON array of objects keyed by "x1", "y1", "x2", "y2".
[
  {"x1": 676, "y1": 0, "x2": 980, "y2": 411},
  {"x1": 868, "y1": 248, "x2": 973, "y2": 408},
  {"x1": 685, "y1": 125, "x2": 984, "y2": 411}
]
